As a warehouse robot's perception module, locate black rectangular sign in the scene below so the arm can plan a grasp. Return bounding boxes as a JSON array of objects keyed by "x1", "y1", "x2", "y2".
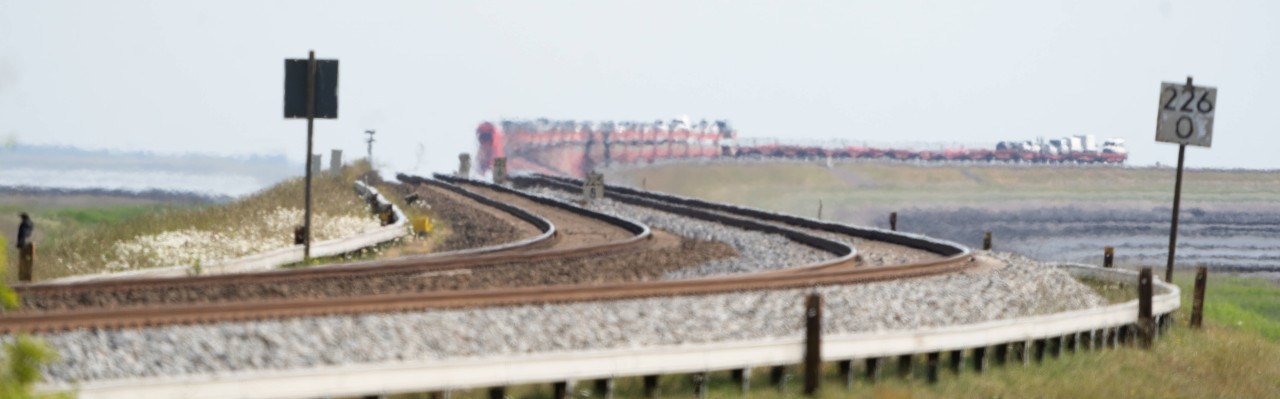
[{"x1": 284, "y1": 59, "x2": 339, "y2": 119}]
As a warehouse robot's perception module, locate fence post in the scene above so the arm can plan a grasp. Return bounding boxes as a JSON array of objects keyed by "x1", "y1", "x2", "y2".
[
  {"x1": 731, "y1": 368, "x2": 750, "y2": 394},
  {"x1": 897, "y1": 354, "x2": 913, "y2": 379},
  {"x1": 1104, "y1": 246, "x2": 1114, "y2": 268},
  {"x1": 488, "y1": 387, "x2": 504, "y2": 399},
  {"x1": 804, "y1": 293, "x2": 823, "y2": 395},
  {"x1": 692, "y1": 373, "x2": 708, "y2": 399},
  {"x1": 642, "y1": 375, "x2": 659, "y2": 399},
  {"x1": 890, "y1": 212, "x2": 897, "y2": 231},
  {"x1": 1191, "y1": 266, "x2": 1207, "y2": 329},
  {"x1": 949, "y1": 350, "x2": 962, "y2": 375},
  {"x1": 983, "y1": 232, "x2": 992, "y2": 250},
  {"x1": 594, "y1": 379, "x2": 614, "y2": 399},
  {"x1": 837, "y1": 360, "x2": 853, "y2": 390},
  {"x1": 1139, "y1": 267, "x2": 1155, "y2": 348},
  {"x1": 770, "y1": 366, "x2": 785, "y2": 391},
  {"x1": 18, "y1": 243, "x2": 34, "y2": 282},
  {"x1": 864, "y1": 358, "x2": 880, "y2": 384},
  {"x1": 973, "y1": 347, "x2": 987, "y2": 373},
  {"x1": 926, "y1": 352, "x2": 940, "y2": 384}
]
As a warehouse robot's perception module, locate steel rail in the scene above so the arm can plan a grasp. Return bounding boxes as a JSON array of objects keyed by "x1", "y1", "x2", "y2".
[
  {"x1": 0, "y1": 177, "x2": 971, "y2": 334},
  {"x1": 10, "y1": 177, "x2": 649, "y2": 301}
]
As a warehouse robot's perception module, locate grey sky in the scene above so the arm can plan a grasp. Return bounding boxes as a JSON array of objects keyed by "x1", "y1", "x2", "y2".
[{"x1": 1, "y1": 0, "x2": 1278, "y2": 175}]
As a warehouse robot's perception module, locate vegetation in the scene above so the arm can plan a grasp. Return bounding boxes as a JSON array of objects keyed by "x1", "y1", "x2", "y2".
[
  {"x1": 611, "y1": 162, "x2": 1280, "y2": 217},
  {"x1": 4, "y1": 161, "x2": 379, "y2": 281}
]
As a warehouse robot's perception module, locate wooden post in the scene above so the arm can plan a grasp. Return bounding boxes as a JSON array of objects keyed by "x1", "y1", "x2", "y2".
[
  {"x1": 926, "y1": 352, "x2": 940, "y2": 384},
  {"x1": 1139, "y1": 267, "x2": 1155, "y2": 348},
  {"x1": 890, "y1": 212, "x2": 897, "y2": 231},
  {"x1": 594, "y1": 378, "x2": 614, "y2": 399},
  {"x1": 804, "y1": 293, "x2": 823, "y2": 396},
  {"x1": 642, "y1": 375, "x2": 659, "y2": 399},
  {"x1": 1104, "y1": 246, "x2": 1114, "y2": 268},
  {"x1": 973, "y1": 347, "x2": 987, "y2": 373},
  {"x1": 692, "y1": 373, "x2": 708, "y2": 399},
  {"x1": 1191, "y1": 266, "x2": 1207, "y2": 329},
  {"x1": 864, "y1": 358, "x2": 880, "y2": 383},
  {"x1": 897, "y1": 354, "x2": 912, "y2": 379},
  {"x1": 18, "y1": 243, "x2": 34, "y2": 282},
  {"x1": 983, "y1": 231, "x2": 992, "y2": 250},
  {"x1": 770, "y1": 366, "x2": 785, "y2": 391},
  {"x1": 992, "y1": 344, "x2": 1008, "y2": 367},
  {"x1": 949, "y1": 350, "x2": 962, "y2": 375},
  {"x1": 731, "y1": 368, "x2": 750, "y2": 394},
  {"x1": 837, "y1": 360, "x2": 853, "y2": 390},
  {"x1": 552, "y1": 381, "x2": 569, "y2": 399}
]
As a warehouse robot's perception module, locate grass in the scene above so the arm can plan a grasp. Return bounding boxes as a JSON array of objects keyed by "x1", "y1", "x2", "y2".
[
  {"x1": 375, "y1": 272, "x2": 1280, "y2": 399},
  {"x1": 4, "y1": 161, "x2": 378, "y2": 281},
  {"x1": 611, "y1": 162, "x2": 1280, "y2": 221}
]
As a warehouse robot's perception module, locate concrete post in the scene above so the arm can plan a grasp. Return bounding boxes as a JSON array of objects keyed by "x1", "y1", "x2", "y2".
[
  {"x1": 311, "y1": 154, "x2": 322, "y2": 176},
  {"x1": 330, "y1": 149, "x2": 343, "y2": 172}
]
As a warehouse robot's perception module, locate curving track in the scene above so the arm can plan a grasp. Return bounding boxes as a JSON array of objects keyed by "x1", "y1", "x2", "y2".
[{"x1": 2, "y1": 174, "x2": 970, "y2": 334}]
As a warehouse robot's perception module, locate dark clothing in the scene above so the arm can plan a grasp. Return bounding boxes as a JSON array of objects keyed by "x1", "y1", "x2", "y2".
[{"x1": 17, "y1": 218, "x2": 33, "y2": 248}]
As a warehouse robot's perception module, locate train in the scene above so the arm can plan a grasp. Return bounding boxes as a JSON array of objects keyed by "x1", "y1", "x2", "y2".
[{"x1": 475, "y1": 118, "x2": 1129, "y2": 177}]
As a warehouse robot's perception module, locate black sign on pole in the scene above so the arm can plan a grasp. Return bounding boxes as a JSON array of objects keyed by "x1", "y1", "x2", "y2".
[
  {"x1": 285, "y1": 59, "x2": 339, "y2": 119},
  {"x1": 284, "y1": 52, "x2": 338, "y2": 261}
]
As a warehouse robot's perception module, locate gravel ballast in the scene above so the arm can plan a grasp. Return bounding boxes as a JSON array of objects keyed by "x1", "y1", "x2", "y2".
[
  {"x1": 32, "y1": 252, "x2": 1106, "y2": 384},
  {"x1": 526, "y1": 188, "x2": 833, "y2": 278}
]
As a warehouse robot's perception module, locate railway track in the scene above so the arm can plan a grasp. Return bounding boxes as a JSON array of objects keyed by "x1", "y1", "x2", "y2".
[{"x1": 2, "y1": 174, "x2": 970, "y2": 334}]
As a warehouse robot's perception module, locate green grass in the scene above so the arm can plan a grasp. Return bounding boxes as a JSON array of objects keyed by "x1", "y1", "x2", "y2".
[{"x1": 611, "y1": 162, "x2": 1280, "y2": 220}]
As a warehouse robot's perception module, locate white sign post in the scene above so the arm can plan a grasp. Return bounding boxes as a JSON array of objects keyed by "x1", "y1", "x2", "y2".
[{"x1": 1156, "y1": 76, "x2": 1216, "y2": 284}]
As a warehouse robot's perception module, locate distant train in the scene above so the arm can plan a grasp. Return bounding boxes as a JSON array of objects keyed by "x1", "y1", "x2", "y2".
[{"x1": 476, "y1": 118, "x2": 1128, "y2": 177}]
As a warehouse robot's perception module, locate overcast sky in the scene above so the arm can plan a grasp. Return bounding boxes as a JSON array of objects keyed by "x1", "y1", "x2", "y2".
[{"x1": 2, "y1": 0, "x2": 1278, "y2": 175}]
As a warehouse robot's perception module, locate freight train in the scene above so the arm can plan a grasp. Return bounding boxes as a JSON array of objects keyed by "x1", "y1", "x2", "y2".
[{"x1": 475, "y1": 118, "x2": 1128, "y2": 177}]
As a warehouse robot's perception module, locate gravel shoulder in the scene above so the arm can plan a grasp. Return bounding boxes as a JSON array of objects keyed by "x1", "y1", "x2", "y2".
[{"x1": 29, "y1": 252, "x2": 1105, "y2": 384}]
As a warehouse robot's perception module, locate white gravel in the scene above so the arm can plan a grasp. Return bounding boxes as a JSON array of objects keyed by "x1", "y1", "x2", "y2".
[
  {"x1": 29, "y1": 251, "x2": 1104, "y2": 384},
  {"x1": 526, "y1": 187, "x2": 833, "y2": 278}
]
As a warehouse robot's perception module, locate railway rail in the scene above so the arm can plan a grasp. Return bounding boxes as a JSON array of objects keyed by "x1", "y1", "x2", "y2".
[{"x1": 2, "y1": 174, "x2": 969, "y2": 333}]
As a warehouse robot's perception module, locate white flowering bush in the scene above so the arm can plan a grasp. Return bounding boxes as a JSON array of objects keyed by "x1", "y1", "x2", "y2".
[{"x1": 46, "y1": 161, "x2": 384, "y2": 277}]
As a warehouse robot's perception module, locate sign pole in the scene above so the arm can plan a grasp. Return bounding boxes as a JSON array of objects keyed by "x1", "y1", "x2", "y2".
[
  {"x1": 1164, "y1": 143, "x2": 1185, "y2": 283},
  {"x1": 304, "y1": 50, "x2": 316, "y2": 261}
]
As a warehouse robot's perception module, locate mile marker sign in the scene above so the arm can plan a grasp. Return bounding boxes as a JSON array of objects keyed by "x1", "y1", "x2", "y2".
[{"x1": 1156, "y1": 80, "x2": 1216, "y2": 148}]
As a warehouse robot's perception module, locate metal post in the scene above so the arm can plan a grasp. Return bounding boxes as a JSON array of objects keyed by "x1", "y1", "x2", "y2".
[
  {"x1": 1139, "y1": 267, "x2": 1155, "y2": 348},
  {"x1": 303, "y1": 50, "x2": 316, "y2": 260},
  {"x1": 1104, "y1": 246, "x2": 1114, "y2": 268},
  {"x1": 1191, "y1": 266, "x2": 1207, "y2": 328},
  {"x1": 890, "y1": 211, "x2": 897, "y2": 231},
  {"x1": 983, "y1": 231, "x2": 992, "y2": 250},
  {"x1": 804, "y1": 293, "x2": 822, "y2": 396},
  {"x1": 1165, "y1": 143, "x2": 1187, "y2": 283}
]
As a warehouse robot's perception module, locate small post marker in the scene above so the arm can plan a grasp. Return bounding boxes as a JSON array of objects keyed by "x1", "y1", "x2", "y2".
[
  {"x1": 583, "y1": 172, "x2": 605, "y2": 200},
  {"x1": 803, "y1": 293, "x2": 823, "y2": 396},
  {"x1": 492, "y1": 157, "x2": 508, "y2": 185},
  {"x1": 1104, "y1": 246, "x2": 1115, "y2": 268},
  {"x1": 18, "y1": 243, "x2": 34, "y2": 282},
  {"x1": 330, "y1": 149, "x2": 343, "y2": 172},
  {"x1": 817, "y1": 200, "x2": 823, "y2": 220},
  {"x1": 983, "y1": 231, "x2": 993, "y2": 250},
  {"x1": 890, "y1": 211, "x2": 897, "y2": 231},
  {"x1": 1191, "y1": 266, "x2": 1207, "y2": 329},
  {"x1": 458, "y1": 153, "x2": 471, "y2": 177},
  {"x1": 1139, "y1": 267, "x2": 1155, "y2": 348}
]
